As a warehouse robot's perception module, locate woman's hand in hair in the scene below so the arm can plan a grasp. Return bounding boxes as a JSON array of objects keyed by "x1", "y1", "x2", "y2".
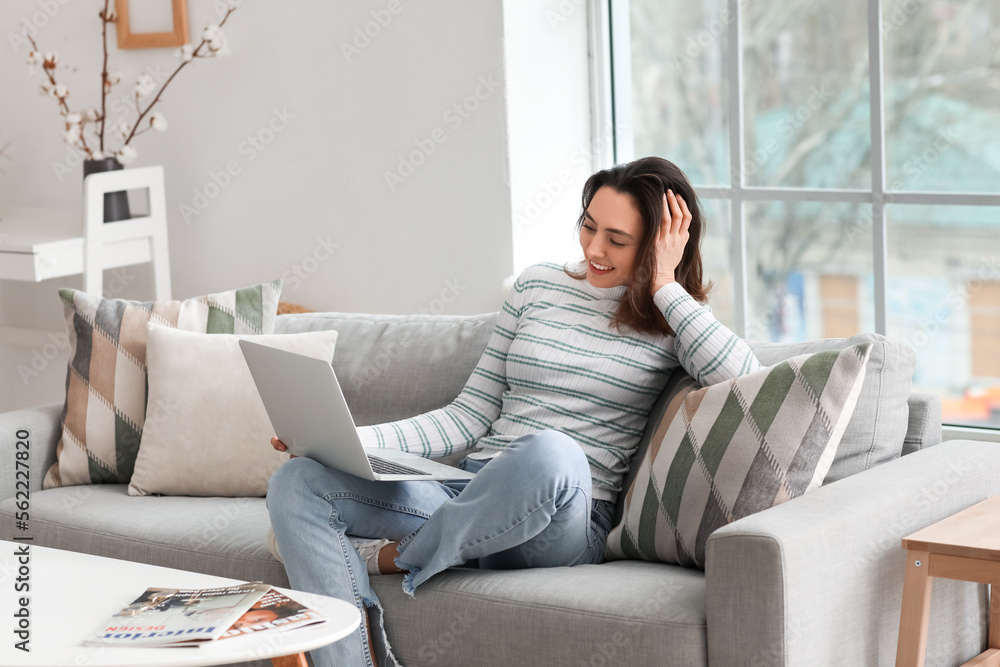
[{"x1": 651, "y1": 189, "x2": 692, "y2": 293}]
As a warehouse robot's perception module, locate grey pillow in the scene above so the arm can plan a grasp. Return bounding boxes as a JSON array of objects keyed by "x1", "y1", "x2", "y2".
[{"x1": 745, "y1": 333, "x2": 915, "y2": 483}]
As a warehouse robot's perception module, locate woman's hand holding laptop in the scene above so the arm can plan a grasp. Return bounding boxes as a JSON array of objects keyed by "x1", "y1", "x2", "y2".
[{"x1": 271, "y1": 437, "x2": 297, "y2": 458}]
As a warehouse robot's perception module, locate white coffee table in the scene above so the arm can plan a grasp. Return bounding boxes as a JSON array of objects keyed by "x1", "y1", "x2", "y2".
[{"x1": 0, "y1": 541, "x2": 360, "y2": 667}]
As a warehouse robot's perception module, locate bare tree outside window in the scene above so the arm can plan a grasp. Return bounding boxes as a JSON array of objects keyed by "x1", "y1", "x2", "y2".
[{"x1": 623, "y1": 0, "x2": 1000, "y2": 427}]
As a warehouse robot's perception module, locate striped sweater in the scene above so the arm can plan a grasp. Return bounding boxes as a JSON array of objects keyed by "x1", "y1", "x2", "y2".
[{"x1": 359, "y1": 262, "x2": 761, "y2": 501}]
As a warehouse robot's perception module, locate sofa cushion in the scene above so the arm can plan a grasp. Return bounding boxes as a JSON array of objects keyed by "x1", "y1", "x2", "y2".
[
  {"x1": 45, "y1": 282, "x2": 282, "y2": 490},
  {"x1": 371, "y1": 561, "x2": 708, "y2": 667},
  {"x1": 745, "y1": 333, "x2": 915, "y2": 483},
  {"x1": 273, "y1": 312, "x2": 498, "y2": 426},
  {"x1": 616, "y1": 333, "x2": 918, "y2": 528},
  {"x1": 0, "y1": 485, "x2": 288, "y2": 587},
  {"x1": 607, "y1": 345, "x2": 871, "y2": 568},
  {"x1": 128, "y1": 326, "x2": 338, "y2": 497},
  {"x1": 0, "y1": 485, "x2": 708, "y2": 667},
  {"x1": 903, "y1": 393, "x2": 943, "y2": 456}
]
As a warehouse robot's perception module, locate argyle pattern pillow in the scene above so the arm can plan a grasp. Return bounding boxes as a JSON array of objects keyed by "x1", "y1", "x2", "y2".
[
  {"x1": 43, "y1": 281, "x2": 282, "y2": 489},
  {"x1": 606, "y1": 343, "x2": 872, "y2": 569}
]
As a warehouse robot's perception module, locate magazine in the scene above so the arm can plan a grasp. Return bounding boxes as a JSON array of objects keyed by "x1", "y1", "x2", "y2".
[
  {"x1": 217, "y1": 588, "x2": 327, "y2": 640},
  {"x1": 86, "y1": 582, "x2": 272, "y2": 647}
]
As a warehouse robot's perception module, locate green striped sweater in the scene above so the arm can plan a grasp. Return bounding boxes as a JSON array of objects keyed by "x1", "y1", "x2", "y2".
[{"x1": 360, "y1": 262, "x2": 761, "y2": 501}]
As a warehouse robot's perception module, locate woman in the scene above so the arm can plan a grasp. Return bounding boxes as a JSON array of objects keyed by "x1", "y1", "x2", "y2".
[{"x1": 266, "y1": 156, "x2": 761, "y2": 667}]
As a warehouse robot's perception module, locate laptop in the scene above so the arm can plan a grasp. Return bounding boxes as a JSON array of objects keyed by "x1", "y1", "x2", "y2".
[{"x1": 239, "y1": 339, "x2": 475, "y2": 482}]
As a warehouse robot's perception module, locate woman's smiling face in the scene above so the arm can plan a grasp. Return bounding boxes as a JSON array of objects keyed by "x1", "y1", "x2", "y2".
[{"x1": 579, "y1": 186, "x2": 644, "y2": 288}]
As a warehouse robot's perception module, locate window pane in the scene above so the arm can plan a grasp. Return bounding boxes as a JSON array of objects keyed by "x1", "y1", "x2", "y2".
[
  {"x1": 629, "y1": 0, "x2": 729, "y2": 185},
  {"x1": 887, "y1": 205, "x2": 1000, "y2": 427},
  {"x1": 700, "y1": 199, "x2": 735, "y2": 329},
  {"x1": 884, "y1": 0, "x2": 1000, "y2": 193},
  {"x1": 742, "y1": 0, "x2": 871, "y2": 189},
  {"x1": 746, "y1": 202, "x2": 875, "y2": 341}
]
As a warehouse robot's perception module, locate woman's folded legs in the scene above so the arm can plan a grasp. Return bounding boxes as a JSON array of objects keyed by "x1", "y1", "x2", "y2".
[
  {"x1": 395, "y1": 430, "x2": 603, "y2": 594},
  {"x1": 266, "y1": 456, "x2": 460, "y2": 667}
]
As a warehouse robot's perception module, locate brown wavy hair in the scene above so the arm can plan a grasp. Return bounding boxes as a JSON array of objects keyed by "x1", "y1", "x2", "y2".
[{"x1": 567, "y1": 156, "x2": 710, "y2": 337}]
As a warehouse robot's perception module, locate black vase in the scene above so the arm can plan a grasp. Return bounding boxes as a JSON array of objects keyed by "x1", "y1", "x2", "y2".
[{"x1": 83, "y1": 157, "x2": 131, "y2": 222}]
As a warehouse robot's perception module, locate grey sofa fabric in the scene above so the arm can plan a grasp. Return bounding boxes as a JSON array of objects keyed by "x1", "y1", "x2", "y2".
[
  {"x1": 0, "y1": 402, "x2": 61, "y2": 499},
  {"x1": 747, "y1": 333, "x2": 916, "y2": 483},
  {"x1": 372, "y1": 561, "x2": 709, "y2": 667},
  {"x1": 903, "y1": 393, "x2": 943, "y2": 455},
  {"x1": 0, "y1": 312, "x2": 982, "y2": 667},
  {"x1": 17, "y1": 484, "x2": 287, "y2": 586},
  {"x1": 706, "y1": 439, "x2": 998, "y2": 667}
]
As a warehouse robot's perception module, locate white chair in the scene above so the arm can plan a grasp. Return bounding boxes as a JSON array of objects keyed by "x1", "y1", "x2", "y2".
[{"x1": 83, "y1": 166, "x2": 172, "y2": 301}]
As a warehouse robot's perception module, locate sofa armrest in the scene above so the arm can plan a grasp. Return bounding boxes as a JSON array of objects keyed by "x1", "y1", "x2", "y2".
[
  {"x1": 706, "y1": 440, "x2": 1000, "y2": 667},
  {"x1": 0, "y1": 402, "x2": 62, "y2": 500}
]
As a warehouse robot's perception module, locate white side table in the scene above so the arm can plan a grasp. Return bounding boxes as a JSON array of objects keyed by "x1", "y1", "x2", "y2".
[
  {"x1": 0, "y1": 542, "x2": 361, "y2": 667},
  {"x1": 0, "y1": 166, "x2": 172, "y2": 347}
]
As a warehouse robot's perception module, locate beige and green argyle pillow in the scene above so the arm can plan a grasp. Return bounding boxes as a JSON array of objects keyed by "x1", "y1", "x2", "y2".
[
  {"x1": 43, "y1": 281, "x2": 282, "y2": 489},
  {"x1": 607, "y1": 343, "x2": 872, "y2": 569}
]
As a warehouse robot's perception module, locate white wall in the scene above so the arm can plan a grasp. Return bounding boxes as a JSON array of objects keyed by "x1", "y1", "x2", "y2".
[{"x1": 0, "y1": 0, "x2": 594, "y2": 411}]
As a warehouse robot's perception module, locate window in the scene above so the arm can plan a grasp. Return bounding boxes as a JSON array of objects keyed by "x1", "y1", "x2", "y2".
[{"x1": 605, "y1": 0, "x2": 1000, "y2": 429}]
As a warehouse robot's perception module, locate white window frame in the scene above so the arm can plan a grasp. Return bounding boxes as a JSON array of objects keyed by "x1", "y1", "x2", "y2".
[{"x1": 596, "y1": 0, "x2": 1000, "y2": 435}]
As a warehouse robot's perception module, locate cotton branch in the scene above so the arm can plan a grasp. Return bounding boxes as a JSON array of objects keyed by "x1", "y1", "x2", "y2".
[
  {"x1": 99, "y1": 0, "x2": 114, "y2": 153},
  {"x1": 24, "y1": 3, "x2": 238, "y2": 163},
  {"x1": 122, "y1": 6, "x2": 237, "y2": 147},
  {"x1": 27, "y1": 35, "x2": 94, "y2": 158}
]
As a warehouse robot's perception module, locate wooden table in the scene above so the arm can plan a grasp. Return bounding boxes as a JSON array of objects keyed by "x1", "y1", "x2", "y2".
[
  {"x1": 0, "y1": 541, "x2": 360, "y2": 667},
  {"x1": 896, "y1": 496, "x2": 1000, "y2": 667}
]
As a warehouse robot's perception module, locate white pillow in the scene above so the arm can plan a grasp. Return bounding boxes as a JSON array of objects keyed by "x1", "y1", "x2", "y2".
[{"x1": 128, "y1": 324, "x2": 339, "y2": 497}]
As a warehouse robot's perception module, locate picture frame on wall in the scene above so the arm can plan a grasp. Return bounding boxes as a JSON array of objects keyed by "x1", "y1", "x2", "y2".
[{"x1": 114, "y1": 0, "x2": 189, "y2": 49}]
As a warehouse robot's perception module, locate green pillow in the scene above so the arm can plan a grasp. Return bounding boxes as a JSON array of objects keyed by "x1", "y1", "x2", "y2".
[
  {"x1": 607, "y1": 344, "x2": 871, "y2": 568},
  {"x1": 44, "y1": 281, "x2": 281, "y2": 488}
]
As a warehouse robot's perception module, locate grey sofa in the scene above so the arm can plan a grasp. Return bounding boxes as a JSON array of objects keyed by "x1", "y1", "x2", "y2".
[{"x1": 2, "y1": 310, "x2": 999, "y2": 666}]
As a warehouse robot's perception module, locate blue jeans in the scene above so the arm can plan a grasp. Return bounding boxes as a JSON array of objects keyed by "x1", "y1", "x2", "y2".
[{"x1": 266, "y1": 430, "x2": 613, "y2": 667}]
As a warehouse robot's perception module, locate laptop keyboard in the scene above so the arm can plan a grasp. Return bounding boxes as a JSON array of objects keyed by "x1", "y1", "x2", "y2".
[{"x1": 367, "y1": 455, "x2": 432, "y2": 476}]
